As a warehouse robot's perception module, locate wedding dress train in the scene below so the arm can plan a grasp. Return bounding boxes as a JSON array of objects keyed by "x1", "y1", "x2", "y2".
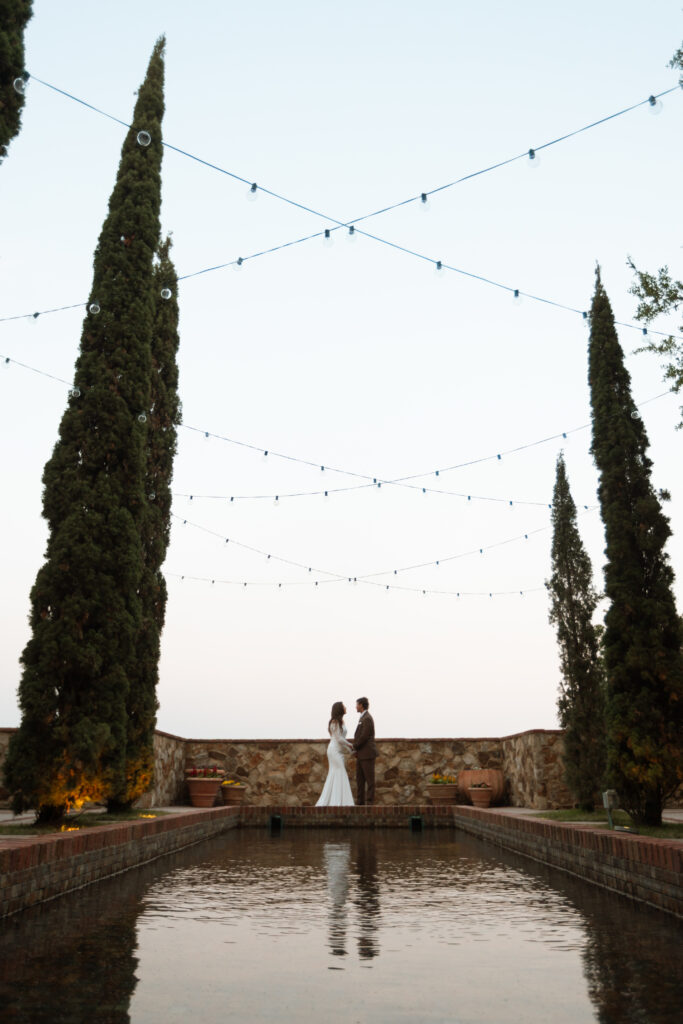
[{"x1": 316, "y1": 722, "x2": 355, "y2": 806}]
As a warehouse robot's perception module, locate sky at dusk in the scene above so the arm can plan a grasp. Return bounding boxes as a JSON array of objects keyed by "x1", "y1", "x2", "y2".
[{"x1": 1, "y1": 1, "x2": 681, "y2": 739}]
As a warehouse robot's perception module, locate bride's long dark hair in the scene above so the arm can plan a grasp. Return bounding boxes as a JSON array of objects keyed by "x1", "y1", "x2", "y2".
[{"x1": 328, "y1": 701, "x2": 345, "y2": 734}]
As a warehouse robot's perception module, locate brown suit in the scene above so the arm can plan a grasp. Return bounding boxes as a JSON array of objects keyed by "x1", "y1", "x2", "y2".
[{"x1": 353, "y1": 712, "x2": 377, "y2": 804}]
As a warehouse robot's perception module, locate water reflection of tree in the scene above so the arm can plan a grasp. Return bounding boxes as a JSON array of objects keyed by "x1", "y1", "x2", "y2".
[
  {"x1": 324, "y1": 841, "x2": 351, "y2": 957},
  {"x1": 0, "y1": 866, "x2": 143, "y2": 1023},
  {"x1": 353, "y1": 835, "x2": 381, "y2": 961},
  {"x1": 580, "y1": 894, "x2": 682, "y2": 1024},
  {"x1": 465, "y1": 837, "x2": 683, "y2": 1024}
]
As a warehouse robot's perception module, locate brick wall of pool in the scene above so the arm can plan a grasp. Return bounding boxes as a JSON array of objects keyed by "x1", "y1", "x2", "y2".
[{"x1": 1, "y1": 804, "x2": 681, "y2": 921}]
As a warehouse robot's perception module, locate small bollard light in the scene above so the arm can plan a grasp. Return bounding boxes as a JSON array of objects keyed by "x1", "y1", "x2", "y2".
[
  {"x1": 410, "y1": 815, "x2": 424, "y2": 833},
  {"x1": 269, "y1": 813, "x2": 283, "y2": 836}
]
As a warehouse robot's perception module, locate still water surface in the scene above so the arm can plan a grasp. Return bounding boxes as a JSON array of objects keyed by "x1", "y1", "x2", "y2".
[{"x1": 0, "y1": 828, "x2": 680, "y2": 1023}]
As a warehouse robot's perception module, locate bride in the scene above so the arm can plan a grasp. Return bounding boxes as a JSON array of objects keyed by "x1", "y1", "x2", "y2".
[{"x1": 316, "y1": 701, "x2": 355, "y2": 807}]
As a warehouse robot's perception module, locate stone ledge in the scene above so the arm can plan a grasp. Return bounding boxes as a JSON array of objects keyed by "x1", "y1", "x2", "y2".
[{"x1": 452, "y1": 805, "x2": 683, "y2": 920}]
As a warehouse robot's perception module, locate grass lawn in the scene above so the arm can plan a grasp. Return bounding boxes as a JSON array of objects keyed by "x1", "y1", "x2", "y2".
[
  {"x1": 0, "y1": 810, "x2": 167, "y2": 836},
  {"x1": 535, "y1": 808, "x2": 683, "y2": 839}
]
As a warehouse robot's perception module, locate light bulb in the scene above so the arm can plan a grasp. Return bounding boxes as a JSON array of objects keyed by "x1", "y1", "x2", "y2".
[
  {"x1": 647, "y1": 95, "x2": 663, "y2": 115},
  {"x1": 89, "y1": 302, "x2": 100, "y2": 315},
  {"x1": 528, "y1": 148, "x2": 540, "y2": 167},
  {"x1": 136, "y1": 130, "x2": 152, "y2": 147},
  {"x1": 13, "y1": 77, "x2": 27, "y2": 94},
  {"x1": 149, "y1": 492, "x2": 156, "y2": 500},
  {"x1": 434, "y1": 260, "x2": 445, "y2": 277},
  {"x1": 69, "y1": 387, "x2": 81, "y2": 398},
  {"x1": 631, "y1": 410, "x2": 640, "y2": 419},
  {"x1": 347, "y1": 225, "x2": 357, "y2": 242},
  {"x1": 323, "y1": 228, "x2": 334, "y2": 248},
  {"x1": 513, "y1": 289, "x2": 522, "y2": 305},
  {"x1": 160, "y1": 287, "x2": 172, "y2": 300},
  {"x1": 273, "y1": 496, "x2": 279, "y2": 507},
  {"x1": 233, "y1": 257, "x2": 244, "y2": 271},
  {"x1": 138, "y1": 413, "x2": 147, "y2": 423},
  {"x1": 247, "y1": 182, "x2": 258, "y2": 201},
  {"x1": 420, "y1": 192, "x2": 429, "y2": 211}
]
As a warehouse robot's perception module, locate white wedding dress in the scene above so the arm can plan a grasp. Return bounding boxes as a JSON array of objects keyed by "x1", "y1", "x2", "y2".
[{"x1": 316, "y1": 722, "x2": 355, "y2": 806}]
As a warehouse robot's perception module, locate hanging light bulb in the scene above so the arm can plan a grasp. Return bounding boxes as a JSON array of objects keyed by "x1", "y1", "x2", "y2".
[
  {"x1": 69, "y1": 387, "x2": 81, "y2": 398},
  {"x1": 323, "y1": 228, "x2": 334, "y2": 248},
  {"x1": 88, "y1": 302, "x2": 101, "y2": 315},
  {"x1": 434, "y1": 260, "x2": 445, "y2": 277},
  {"x1": 233, "y1": 257, "x2": 244, "y2": 271},
  {"x1": 13, "y1": 76, "x2": 27, "y2": 94},
  {"x1": 149, "y1": 492, "x2": 156, "y2": 500},
  {"x1": 138, "y1": 413, "x2": 147, "y2": 424},
  {"x1": 262, "y1": 450, "x2": 269, "y2": 461},
  {"x1": 273, "y1": 495, "x2": 279, "y2": 507},
  {"x1": 347, "y1": 225, "x2": 357, "y2": 242},
  {"x1": 513, "y1": 289, "x2": 522, "y2": 305},
  {"x1": 527, "y1": 147, "x2": 539, "y2": 167},
  {"x1": 136, "y1": 130, "x2": 152, "y2": 147},
  {"x1": 247, "y1": 182, "x2": 258, "y2": 201},
  {"x1": 647, "y1": 94, "x2": 663, "y2": 115},
  {"x1": 420, "y1": 192, "x2": 429, "y2": 211},
  {"x1": 160, "y1": 287, "x2": 172, "y2": 300}
]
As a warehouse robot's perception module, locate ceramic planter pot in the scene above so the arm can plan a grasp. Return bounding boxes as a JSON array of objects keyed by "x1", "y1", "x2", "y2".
[
  {"x1": 221, "y1": 785, "x2": 246, "y2": 805},
  {"x1": 457, "y1": 769, "x2": 504, "y2": 804},
  {"x1": 469, "y1": 786, "x2": 493, "y2": 809},
  {"x1": 186, "y1": 777, "x2": 222, "y2": 807},
  {"x1": 426, "y1": 783, "x2": 458, "y2": 805}
]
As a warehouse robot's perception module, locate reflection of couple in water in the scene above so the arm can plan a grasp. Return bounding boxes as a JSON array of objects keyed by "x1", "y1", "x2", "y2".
[
  {"x1": 324, "y1": 838, "x2": 380, "y2": 961},
  {"x1": 316, "y1": 698, "x2": 377, "y2": 807}
]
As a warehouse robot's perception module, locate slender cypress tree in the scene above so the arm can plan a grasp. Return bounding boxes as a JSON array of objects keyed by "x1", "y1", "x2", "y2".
[
  {"x1": 0, "y1": 0, "x2": 33, "y2": 164},
  {"x1": 111, "y1": 237, "x2": 181, "y2": 809},
  {"x1": 5, "y1": 39, "x2": 166, "y2": 822},
  {"x1": 546, "y1": 453, "x2": 605, "y2": 810},
  {"x1": 588, "y1": 269, "x2": 683, "y2": 825}
]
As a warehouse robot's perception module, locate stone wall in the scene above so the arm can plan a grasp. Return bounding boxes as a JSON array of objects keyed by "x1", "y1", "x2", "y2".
[
  {"x1": 501, "y1": 729, "x2": 572, "y2": 809},
  {"x1": 183, "y1": 732, "x2": 573, "y2": 808},
  {"x1": 0, "y1": 727, "x2": 574, "y2": 810}
]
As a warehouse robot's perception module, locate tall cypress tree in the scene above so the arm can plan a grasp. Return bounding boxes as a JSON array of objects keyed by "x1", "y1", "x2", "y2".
[
  {"x1": 546, "y1": 453, "x2": 605, "y2": 810},
  {"x1": 5, "y1": 39, "x2": 166, "y2": 822},
  {"x1": 0, "y1": 0, "x2": 33, "y2": 164},
  {"x1": 112, "y1": 237, "x2": 181, "y2": 809},
  {"x1": 588, "y1": 269, "x2": 683, "y2": 825}
]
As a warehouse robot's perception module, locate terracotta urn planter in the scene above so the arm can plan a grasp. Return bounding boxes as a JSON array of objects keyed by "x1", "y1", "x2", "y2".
[
  {"x1": 468, "y1": 785, "x2": 493, "y2": 809},
  {"x1": 186, "y1": 777, "x2": 222, "y2": 807},
  {"x1": 426, "y1": 783, "x2": 458, "y2": 805},
  {"x1": 221, "y1": 784, "x2": 247, "y2": 805},
  {"x1": 457, "y1": 769, "x2": 504, "y2": 804}
]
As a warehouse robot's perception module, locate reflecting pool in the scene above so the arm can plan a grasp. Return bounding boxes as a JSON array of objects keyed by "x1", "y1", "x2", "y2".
[{"x1": 0, "y1": 828, "x2": 680, "y2": 1023}]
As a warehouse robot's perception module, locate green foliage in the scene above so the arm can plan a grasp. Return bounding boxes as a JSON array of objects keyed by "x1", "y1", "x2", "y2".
[
  {"x1": 4, "y1": 39, "x2": 167, "y2": 821},
  {"x1": 0, "y1": 0, "x2": 32, "y2": 164},
  {"x1": 626, "y1": 42, "x2": 683, "y2": 426},
  {"x1": 588, "y1": 269, "x2": 683, "y2": 826},
  {"x1": 112, "y1": 237, "x2": 181, "y2": 809},
  {"x1": 546, "y1": 453, "x2": 605, "y2": 810}
]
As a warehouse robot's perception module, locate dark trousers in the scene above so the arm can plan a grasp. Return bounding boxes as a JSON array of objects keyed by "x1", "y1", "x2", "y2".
[{"x1": 356, "y1": 758, "x2": 375, "y2": 805}]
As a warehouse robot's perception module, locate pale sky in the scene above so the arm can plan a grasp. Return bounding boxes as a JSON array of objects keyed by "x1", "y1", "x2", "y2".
[{"x1": 1, "y1": 1, "x2": 681, "y2": 739}]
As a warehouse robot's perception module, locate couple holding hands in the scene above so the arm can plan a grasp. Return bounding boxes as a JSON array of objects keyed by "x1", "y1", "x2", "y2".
[{"x1": 316, "y1": 698, "x2": 377, "y2": 807}]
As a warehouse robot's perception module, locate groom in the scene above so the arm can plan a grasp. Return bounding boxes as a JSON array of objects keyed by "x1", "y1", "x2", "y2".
[{"x1": 352, "y1": 697, "x2": 377, "y2": 805}]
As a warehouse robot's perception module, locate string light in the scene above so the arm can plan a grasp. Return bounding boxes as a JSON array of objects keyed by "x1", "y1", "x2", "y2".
[
  {"x1": 648, "y1": 94, "x2": 663, "y2": 116},
  {"x1": 163, "y1": 568, "x2": 546, "y2": 599},
  {"x1": 88, "y1": 302, "x2": 100, "y2": 315},
  {"x1": 4, "y1": 78, "x2": 680, "y2": 339},
  {"x1": 136, "y1": 130, "x2": 151, "y2": 147},
  {"x1": 247, "y1": 182, "x2": 258, "y2": 201},
  {"x1": 171, "y1": 508, "x2": 598, "y2": 584},
  {"x1": 160, "y1": 287, "x2": 172, "y2": 300},
  {"x1": 0, "y1": 348, "x2": 672, "y2": 495}
]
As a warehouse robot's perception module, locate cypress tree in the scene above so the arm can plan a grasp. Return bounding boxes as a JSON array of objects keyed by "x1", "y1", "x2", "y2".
[
  {"x1": 588, "y1": 269, "x2": 683, "y2": 825},
  {"x1": 546, "y1": 453, "x2": 605, "y2": 811},
  {"x1": 0, "y1": 0, "x2": 33, "y2": 164},
  {"x1": 5, "y1": 39, "x2": 166, "y2": 822},
  {"x1": 111, "y1": 237, "x2": 181, "y2": 809}
]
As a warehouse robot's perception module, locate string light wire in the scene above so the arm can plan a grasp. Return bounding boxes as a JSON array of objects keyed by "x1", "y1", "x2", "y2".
[
  {"x1": 1, "y1": 77, "x2": 680, "y2": 344},
  {"x1": 0, "y1": 350, "x2": 674, "y2": 494}
]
